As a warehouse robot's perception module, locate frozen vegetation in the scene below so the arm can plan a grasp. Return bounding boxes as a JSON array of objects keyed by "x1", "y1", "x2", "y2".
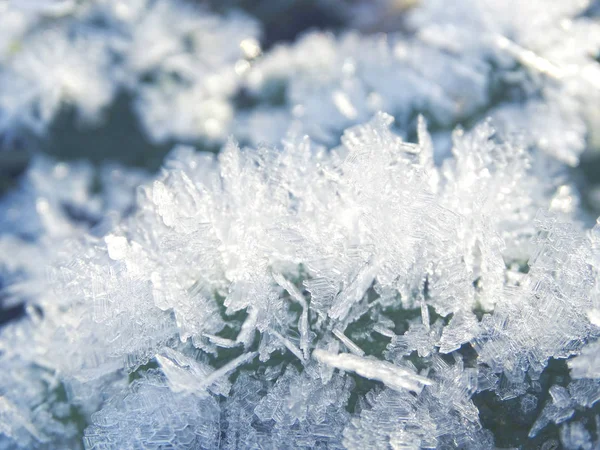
[{"x1": 1, "y1": 0, "x2": 600, "y2": 448}]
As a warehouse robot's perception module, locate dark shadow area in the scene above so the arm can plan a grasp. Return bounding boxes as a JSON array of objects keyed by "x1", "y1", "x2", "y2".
[
  {"x1": 0, "y1": 150, "x2": 30, "y2": 197},
  {"x1": 571, "y1": 151, "x2": 600, "y2": 224},
  {"x1": 208, "y1": 0, "x2": 345, "y2": 49},
  {"x1": 0, "y1": 302, "x2": 25, "y2": 327},
  {"x1": 45, "y1": 94, "x2": 173, "y2": 171}
]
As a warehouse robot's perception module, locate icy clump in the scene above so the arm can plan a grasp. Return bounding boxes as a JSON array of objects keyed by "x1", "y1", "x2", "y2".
[
  {"x1": 242, "y1": 31, "x2": 489, "y2": 146},
  {"x1": 83, "y1": 370, "x2": 221, "y2": 449},
  {"x1": 2, "y1": 109, "x2": 600, "y2": 448},
  {"x1": 408, "y1": 0, "x2": 600, "y2": 165},
  {"x1": 0, "y1": 157, "x2": 146, "y2": 448},
  {"x1": 43, "y1": 114, "x2": 578, "y2": 381},
  {"x1": 0, "y1": 28, "x2": 116, "y2": 139},
  {"x1": 236, "y1": 0, "x2": 600, "y2": 166},
  {"x1": 344, "y1": 354, "x2": 491, "y2": 449},
  {"x1": 0, "y1": 0, "x2": 260, "y2": 145},
  {"x1": 0, "y1": 156, "x2": 146, "y2": 310}
]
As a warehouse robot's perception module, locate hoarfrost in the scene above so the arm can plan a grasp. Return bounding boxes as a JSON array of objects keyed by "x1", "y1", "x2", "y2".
[
  {"x1": 1, "y1": 0, "x2": 600, "y2": 448},
  {"x1": 3, "y1": 108, "x2": 599, "y2": 447}
]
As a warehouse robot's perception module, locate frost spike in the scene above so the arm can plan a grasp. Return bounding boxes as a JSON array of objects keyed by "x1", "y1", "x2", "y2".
[{"x1": 312, "y1": 349, "x2": 432, "y2": 393}]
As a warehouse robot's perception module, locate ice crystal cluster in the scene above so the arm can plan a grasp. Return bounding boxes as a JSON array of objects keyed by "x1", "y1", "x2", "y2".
[{"x1": 1, "y1": 0, "x2": 600, "y2": 449}]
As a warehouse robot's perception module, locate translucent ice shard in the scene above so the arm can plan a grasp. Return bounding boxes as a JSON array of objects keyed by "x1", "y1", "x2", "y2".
[{"x1": 313, "y1": 349, "x2": 431, "y2": 393}]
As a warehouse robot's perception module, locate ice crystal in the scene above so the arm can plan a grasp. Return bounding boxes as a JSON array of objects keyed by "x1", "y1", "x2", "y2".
[
  {"x1": 2, "y1": 109, "x2": 599, "y2": 448},
  {"x1": 1, "y1": 0, "x2": 600, "y2": 449}
]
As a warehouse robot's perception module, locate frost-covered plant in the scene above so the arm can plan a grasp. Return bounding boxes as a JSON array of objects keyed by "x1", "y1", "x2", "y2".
[{"x1": 1, "y1": 0, "x2": 600, "y2": 449}]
